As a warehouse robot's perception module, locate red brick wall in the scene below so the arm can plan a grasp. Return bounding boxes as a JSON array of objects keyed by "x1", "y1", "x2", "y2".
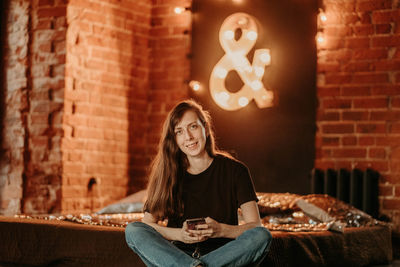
[
  {"x1": 146, "y1": 0, "x2": 191, "y2": 171},
  {"x1": 0, "y1": 0, "x2": 66, "y2": 215},
  {"x1": 62, "y1": 0, "x2": 191, "y2": 212},
  {"x1": 22, "y1": 0, "x2": 67, "y2": 214},
  {"x1": 0, "y1": 0, "x2": 29, "y2": 215},
  {"x1": 316, "y1": 0, "x2": 400, "y2": 230},
  {"x1": 1, "y1": 0, "x2": 191, "y2": 215},
  {"x1": 63, "y1": 0, "x2": 152, "y2": 212}
]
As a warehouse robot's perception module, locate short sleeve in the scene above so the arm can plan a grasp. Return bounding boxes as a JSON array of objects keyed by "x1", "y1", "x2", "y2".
[{"x1": 234, "y1": 162, "x2": 258, "y2": 208}]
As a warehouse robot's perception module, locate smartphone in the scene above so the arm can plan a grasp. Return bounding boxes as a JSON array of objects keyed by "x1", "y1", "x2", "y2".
[{"x1": 186, "y1": 218, "x2": 206, "y2": 230}]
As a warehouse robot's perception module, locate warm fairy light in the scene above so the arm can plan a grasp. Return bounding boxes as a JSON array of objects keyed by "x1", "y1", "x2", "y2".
[
  {"x1": 189, "y1": 80, "x2": 201, "y2": 91},
  {"x1": 215, "y1": 67, "x2": 228, "y2": 78},
  {"x1": 246, "y1": 31, "x2": 258, "y2": 41},
  {"x1": 318, "y1": 9, "x2": 327, "y2": 23},
  {"x1": 209, "y1": 13, "x2": 274, "y2": 111},
  {"x1": 223, "y1": 30, "x2": 234, "y2": 40},
  {"x1": 238, "y1": 97, "x2": 249, "y2": 107},
  {"x1": 316, "y1": 32, "x2": 325, "y2": 44},
  {"x1": 174, "y1": 7, "x2": 185, "y2": 14}
]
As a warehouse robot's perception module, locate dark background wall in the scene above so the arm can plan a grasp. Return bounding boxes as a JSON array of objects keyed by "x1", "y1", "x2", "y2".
[{"x1": 190, "y1": 0, "x2": 318, "y2": 194}]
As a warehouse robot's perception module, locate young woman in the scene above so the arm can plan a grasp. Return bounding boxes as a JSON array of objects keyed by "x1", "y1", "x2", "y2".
[{"x1": 125, "y1": 100, "x2": 272, "y2": 266}]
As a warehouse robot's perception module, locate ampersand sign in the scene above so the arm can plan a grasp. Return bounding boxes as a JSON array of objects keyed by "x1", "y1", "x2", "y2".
[{"x1": 209, "y1": 13, "x2": 273, "y2": 111}]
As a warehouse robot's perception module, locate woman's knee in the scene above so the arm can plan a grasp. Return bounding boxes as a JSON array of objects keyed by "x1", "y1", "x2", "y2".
[
  {"x1": 248, "y1": 227, "x2": 272, "y2": 248},
  {"x1": 125, "y1": 221, "x2": 151, "y2": 245}
]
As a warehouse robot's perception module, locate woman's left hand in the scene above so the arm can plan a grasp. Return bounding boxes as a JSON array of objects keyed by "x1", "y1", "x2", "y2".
[{"x1": 203, "y1": 217, "x2": 223, "y2": 238}]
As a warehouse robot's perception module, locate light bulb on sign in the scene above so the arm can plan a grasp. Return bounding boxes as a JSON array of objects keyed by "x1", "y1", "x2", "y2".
[
  {"x1": 223, "y1": 30, "x2": 234, "y2": 40},
  {"x1": 260, "y1": 51, "x2": 271, "y2": 64},
  {"x1": 238, "y1": 97, "x2": 249, "y2": 107},
  {"x1": 251, "y1": 80, "x2": 262, "y2": 91},
  {"x1": 254, "y1": 67, "x2": 264, "y2": 77},
  {"x1": 246, "y1": 31, "x2": 257, "y2": 41},
  {"x1": 215, "y1": 67, "x2": 228, "y2": 79},
  {"x1": 209, "y1": 12, "x2": 274, "y2": 111}
]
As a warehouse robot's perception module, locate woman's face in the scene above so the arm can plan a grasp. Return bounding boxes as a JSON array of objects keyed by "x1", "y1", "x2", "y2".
[{"x1": 174, "y1": 110, "x2": 208, "y2": 160}]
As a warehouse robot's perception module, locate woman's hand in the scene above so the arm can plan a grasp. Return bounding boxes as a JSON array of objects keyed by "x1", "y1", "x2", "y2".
[
  {"x1": 180, "y1": 221, "x2": 209, "y2": 244},
  {"x1": 203, "y1": 217, "x2": 223, "y2": 238}
]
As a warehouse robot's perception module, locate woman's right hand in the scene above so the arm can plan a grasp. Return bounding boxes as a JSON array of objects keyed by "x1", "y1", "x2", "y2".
[{"x1": 180, "y1": 221, "x2": 208, "y2": 244}]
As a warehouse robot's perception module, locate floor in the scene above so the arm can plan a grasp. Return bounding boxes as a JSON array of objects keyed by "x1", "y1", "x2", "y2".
[{"x1": 374, "y1": 260, "x2": 400, "y2": 267}]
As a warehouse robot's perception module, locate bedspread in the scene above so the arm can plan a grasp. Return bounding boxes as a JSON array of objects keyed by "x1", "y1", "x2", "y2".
[{"x1": 0, "y1": 215, "x2": 392, "y2": 267}]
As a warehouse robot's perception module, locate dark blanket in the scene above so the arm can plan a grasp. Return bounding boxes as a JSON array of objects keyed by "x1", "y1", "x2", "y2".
[{"x1": 0, "y1": 216, "x2": 392, "y2": 267}]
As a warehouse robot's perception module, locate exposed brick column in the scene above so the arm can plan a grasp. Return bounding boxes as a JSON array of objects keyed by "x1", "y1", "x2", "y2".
[
  {"x1": 63, "y1": 0, "x2": 152, "y2": 212},
  {"x1": 22, "y1": 0, "x2": 67, "y2": 213},
  {"x1": 0, "y1": 0, "x2": 29, "y2": 215},
  {"x1": 316, "y1": 0, "x2": 400, "y2": 230}
]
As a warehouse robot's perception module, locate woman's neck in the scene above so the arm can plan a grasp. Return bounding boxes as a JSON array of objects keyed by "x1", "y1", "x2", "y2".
[{"x1": 187, "y1": 153, "x2": 213, "y2": 175}]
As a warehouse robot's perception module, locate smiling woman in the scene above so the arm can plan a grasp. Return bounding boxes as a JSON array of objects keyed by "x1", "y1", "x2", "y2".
[{"x1": 125, "y1": 99, "x2": 272, "y2": 266}]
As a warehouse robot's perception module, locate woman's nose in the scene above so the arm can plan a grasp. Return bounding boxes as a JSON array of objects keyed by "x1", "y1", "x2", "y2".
[{"x1": 184, "y1": 129, "x2": 193, "y2": 140}]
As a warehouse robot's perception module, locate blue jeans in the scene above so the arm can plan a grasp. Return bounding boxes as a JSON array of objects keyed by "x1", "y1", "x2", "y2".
[{"x1": 125, "y1": 222, "x2": 272, "y2": 267}]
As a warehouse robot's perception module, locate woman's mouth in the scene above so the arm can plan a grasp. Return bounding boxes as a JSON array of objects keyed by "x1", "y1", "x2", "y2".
[{"x1": 186, "y1": 141, "x2": 198, "y2": 149}]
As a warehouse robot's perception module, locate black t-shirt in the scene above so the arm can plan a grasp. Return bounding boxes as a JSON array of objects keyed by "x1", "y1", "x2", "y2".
[{"x1": 168, "y1": 154, "x2": 258, "y2": 254}]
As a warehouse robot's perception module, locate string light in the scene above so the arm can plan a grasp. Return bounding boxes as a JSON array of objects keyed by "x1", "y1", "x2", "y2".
[
  {"x1": 189, "y1": 80, "x2": 201, "y2": 91},
  {"x1": 318, "y1": 8, "x2": 327, "y2": 23},
  {"x1": 316, "y1": 32, "x2": 325, "y2": 44},
  {"x1": 316, "y1": 8, "x2": 327, "y2": 46},
  {"x1": 174, "y1": 7, "x2": 185, "y2": 14}
]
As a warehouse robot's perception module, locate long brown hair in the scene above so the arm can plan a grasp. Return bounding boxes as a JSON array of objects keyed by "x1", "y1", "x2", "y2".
[{"x1": 144, "y1": 100, "x2": 218, "y2": 221}]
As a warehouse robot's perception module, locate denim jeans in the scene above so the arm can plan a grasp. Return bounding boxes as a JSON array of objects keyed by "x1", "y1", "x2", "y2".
[{"x1": 125, "y1": 221, "x2": 272, "y2": 267}]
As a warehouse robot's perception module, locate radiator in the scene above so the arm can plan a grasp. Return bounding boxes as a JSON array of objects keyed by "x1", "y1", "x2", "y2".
[{"x1": 310, "y1": 168, "x2": 379, "y2": 218}]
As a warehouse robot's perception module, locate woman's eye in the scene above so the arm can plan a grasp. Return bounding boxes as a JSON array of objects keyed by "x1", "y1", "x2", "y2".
[
  {"x1": 175, "y1": 130, "x2": 182, "y2": 135},
  {"x1": 190, "y1": 124, "x2": 198, "y2": 129}
]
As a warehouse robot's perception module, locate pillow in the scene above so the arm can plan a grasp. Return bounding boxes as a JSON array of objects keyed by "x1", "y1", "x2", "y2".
[{"x1": 96, "y1": 202, "x2": 144, "y2": 214}]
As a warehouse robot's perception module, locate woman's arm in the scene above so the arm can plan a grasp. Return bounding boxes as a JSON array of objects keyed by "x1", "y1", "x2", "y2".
[
  {"x1": 142, "y1": 212, "x2": 208, "y2": 243},
  {"x1": 190, "y1": 200, "x2": 262, "y2": 239}
]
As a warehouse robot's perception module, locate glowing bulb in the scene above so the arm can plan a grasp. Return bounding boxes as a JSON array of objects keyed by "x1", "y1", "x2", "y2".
[
  {"x1": 251, "y1": 80, "x2": 262, "y2": 91},
  {"x1": 319, "y1": 9, "x2": 327, "y2": 23},
  {"x1": 254, "y1": 67, "x2": 264, "y2": 77},
  {"x1": 174, "y1": 7, "x2": 185, "y2": 14},
  {"x1": 238, "y1": 97, "x2": 249, "y2": 107},
  {"x1": 237, "y1": 17, "x2": 248, "y2": 26},
  {"x1": 320, "y1": 13, "x2": 327, "y2": 22},
  {"x1": 189, "y1": 80, "x2": 201, "y2": 91},
  {"x1": 215, "y1": 92, "x2": 230, "y2": 106},
  {"x1": 224, "y1": 30, "x2": 234, "y2": 40},
  {"x1": 246, "y1": 31, "x2": 258, "y2": 41},
  {"x1": 260, "y1": 52, "x2": 271, "y2": 64},
  {"x1": 316, "y1": 32, "x2": 325, "y2": 44},
  {"x1": 215, "y1": 67, "x2": 228, "y2": 79}
]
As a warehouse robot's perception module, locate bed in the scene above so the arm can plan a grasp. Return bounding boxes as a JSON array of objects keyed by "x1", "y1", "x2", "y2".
[{"x1": 0, "y1": 193, "x2": 393, "y2": 267}]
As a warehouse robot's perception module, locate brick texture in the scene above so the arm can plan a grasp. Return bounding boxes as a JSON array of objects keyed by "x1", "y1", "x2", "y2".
[
  {"x1": 1, "y1": 0, "x2": 191, "y2": 215},
  {"x1": 0, "y1": 0, "x2": 29, "y2": 215},
  {"x1": 63, "y1": 0, "x2": 152, "y2": 212},
  {"x1": 317, "y1": 0, "x2": 400, "y2": 230}
]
